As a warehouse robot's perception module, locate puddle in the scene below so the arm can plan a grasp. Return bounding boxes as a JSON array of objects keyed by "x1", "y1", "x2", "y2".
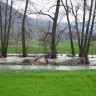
[{"x1": 0, "y1": 65, "x2": 96, "y2": 70}]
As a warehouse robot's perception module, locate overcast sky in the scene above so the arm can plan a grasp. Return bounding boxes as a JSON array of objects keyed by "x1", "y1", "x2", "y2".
[
  {"x1": 1, "y1": 0, "x2": 90, "y2": 22},
  {"x1": 1, "y1": 0, "x2": 58, "y2": 20}
]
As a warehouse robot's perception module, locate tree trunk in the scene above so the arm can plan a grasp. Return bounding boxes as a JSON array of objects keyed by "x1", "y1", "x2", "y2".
[
  {"x1": 79, "y1": 56, "x2": 90, "y2": 65},
  {"x1": 79, "y1": 0, "x2": 95, "y2": 65},
  {"x1": 66, "y1": 12, "x2": 75, "y2": 56},
  {"x1": 79, "y1": 0, "x2": 86, "y2": 57},
  {"x1": 70, "y1": 0, "x2": 81, "y2": 52},
  {"x1": 5, "y1": 0, "x2": 13, "y2": 56},
  {"x1": 83, "y1": 0, "x2": 93, "y2": 55},
  {"x1": 0, "y1": 2, "x2": 3, "y2": 56},
  {"x1": 51, "y1": 0, "x2": 60, "y2": 59},
  {"x1": 86, "y1": 0, "x2": 96, "y2": 55},
  {"x1": 66, "y1": 0, "x2": 75, "y2": 56},
  {"x1": 0, "y1": 0, "x2": 13, "y2": 57},
  {"x1": 61, "y1": 0, "x2": 75, "y2": 56},
  {"x1": 21, "y1": 0, "x2": 28, "y2": 57}
]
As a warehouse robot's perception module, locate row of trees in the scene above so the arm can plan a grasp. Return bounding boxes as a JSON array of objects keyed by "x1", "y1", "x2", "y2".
[
  {"x1": 61, "y1": 0, "x2": 96, "y2": 64},
  {"x1": 34, "y1": 0, "x2": 96, "y2": 64},
  {"x1": 0, "y1": 0, "x2": 96, "y2": 64},
  {"x1": 0, "y1": 0, "x2": 29, "y2": 57}
]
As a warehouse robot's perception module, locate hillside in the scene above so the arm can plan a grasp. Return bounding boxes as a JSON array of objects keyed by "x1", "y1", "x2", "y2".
[{"x1": 0, "y1": 1, "x2": 78, "y2": 41}]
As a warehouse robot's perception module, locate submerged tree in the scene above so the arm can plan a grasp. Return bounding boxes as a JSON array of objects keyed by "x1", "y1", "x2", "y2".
[{"x1": 62, "y1": 0, "x2": 96, "y2": 64}]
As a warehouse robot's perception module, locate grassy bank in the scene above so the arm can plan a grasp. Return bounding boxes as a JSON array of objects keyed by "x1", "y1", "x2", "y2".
[
  {"x1": 8, "y1": 40, "x2": 96, "y2": 54},
  {"x1": 0, "y1": 70, "x2": 96, "y2": 96},
  {"x1": 7, "y1": 40, "x2": 96, "y2": 54}
]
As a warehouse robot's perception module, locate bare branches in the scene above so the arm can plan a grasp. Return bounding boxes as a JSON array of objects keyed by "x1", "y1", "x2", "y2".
[
  {"x1": 28, "y1": 11, "x2": 54, "y2": 20},
  {"x1": 47, "y1": 5, "x2": 56, "y2": 12},
  {"x1": 56, "y1": 27, "x2": 68, "y2": 46},
  {"x1": 39, "y1": 11, "x2": 54, "y2": 20}
]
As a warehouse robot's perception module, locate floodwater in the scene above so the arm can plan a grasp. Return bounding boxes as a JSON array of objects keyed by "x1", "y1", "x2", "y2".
[
  {"x1": 0, "y1": 65, "x2": 96, "y2": 70},
  {"x1": 0, "y1": 54, "x2": 96, "y2": 70},
  {"x1": 0, "y1": 54, "x2": 96, "y2": 65}
]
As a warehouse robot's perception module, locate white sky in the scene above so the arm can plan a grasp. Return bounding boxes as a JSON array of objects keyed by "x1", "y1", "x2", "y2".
[{"x1": 1, "y1": 0, "x2": 91, "y2": 22}]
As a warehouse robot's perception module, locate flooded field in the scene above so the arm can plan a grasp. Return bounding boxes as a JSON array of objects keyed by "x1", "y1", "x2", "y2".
[
  {"x1": 0, "y1": 54, "x2": 96, "y2": 65},
  {"x1": 0, "y1": 54, "x2": 96, "y2": 70}
]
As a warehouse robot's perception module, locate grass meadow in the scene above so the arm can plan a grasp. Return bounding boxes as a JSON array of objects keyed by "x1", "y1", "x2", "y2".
[
  {"x1": 0, "y1": 70, "x2": 96, "y2": 96},
  {"x1": 7, "y1": 40, "x2": 96, "y2": 54}
]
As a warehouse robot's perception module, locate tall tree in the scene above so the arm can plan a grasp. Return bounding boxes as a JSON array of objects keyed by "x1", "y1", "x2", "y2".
[
  {"x1": 66, "y1": 0, "x2": 96, "y2": 64},
  {"x1": 78, "y1": 0, "x2": 96, "y2": 64},
  {"x1": 29, "y1": 0, "x2": 60, "y2": 59},
  {"x1": 0, "y1": 1, "x2": 3, "y2": 54},
  {"x1": 69, "y1": 0, "x2": 80, "y2": 54},
  {"x1": 79, "y1": 0, "x2": 87, "y2": 57},
  {"x1": 51, "y1": 0, "x2": 60, "y2": 58},
  {"x1": 0, "y1": 0, "x2": 13, "y2": 57},
  {"x1": 21, "y1": 0, "x2": 29, "y2": 57},
  {"x1": 85, "y1": 0, "x2": 96, "y2": 63},
  {"x1": 61, "y1": 0, "x2": 75, "y2": 56}
]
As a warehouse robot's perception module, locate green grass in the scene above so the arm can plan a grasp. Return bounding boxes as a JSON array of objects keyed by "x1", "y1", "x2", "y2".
[
  {"x1": 0, "y1": 70, "x2": 96, "y2": 96},
  {"x1": 7, "y1": 40, "x2": 44, "y2": 54},
  {"x1": 57, "y1": 40, "x2": 96, "y2": 54},
  {"x1": 7, "y1": 40, "x2": 96, "y2": 54}
]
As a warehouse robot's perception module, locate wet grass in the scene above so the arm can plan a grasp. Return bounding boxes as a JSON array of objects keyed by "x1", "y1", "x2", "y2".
[
  {"x1": 0, "y1": 70, "x2": 96, "y2": 96},
  {"x1": 7, "y1": 40, "x2": 96, "y2": 54}
]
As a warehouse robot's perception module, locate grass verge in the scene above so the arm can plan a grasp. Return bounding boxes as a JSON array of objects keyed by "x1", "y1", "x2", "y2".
[
  {"x1": 7, "y1": 40, "x2": 96, "y2": 54},
  {"x1": 0, "y1": 70, "x2": 96, "y2": 96}
]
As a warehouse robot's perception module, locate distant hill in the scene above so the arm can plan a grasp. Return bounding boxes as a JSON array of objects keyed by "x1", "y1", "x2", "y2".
[
  {"x1": 0, "y1": 1, "x2": 54, "y2": 40},
  {"x1": 0, "y1": 1, "x2": 78, "y2": 41}
]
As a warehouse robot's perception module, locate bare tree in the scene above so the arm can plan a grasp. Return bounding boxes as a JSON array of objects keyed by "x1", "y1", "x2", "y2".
[
  {"x1": 78, "y1": 0, "x2": 96, "y2": 64},
  {"x1": 0, "y1": 1, "x2": 3, "y2": 54},
  {"x1": 69, "y1": 0, "x2": 81, "y2": 53},
  {"x1": 29, "y1": 0, "x2": 60, "y2": 59},
  {"x1": 61, "y1": 0, "x2": 75, "y2": 56},
  {"x1": 21, "y1": 0, "x2": 29, "y2": 57},
  {"x1": 51, "y1": 0, "x2": 60, "y2": 58},
  {"x1": 86, "y1": 0, "x2": 96, "y2": 59},
  {"x1": 66, "y1": 0, "x2": 96, "y2": 64},
  {"x1": 0, "y1": 0, "x2": 13, "y2": 57}
]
